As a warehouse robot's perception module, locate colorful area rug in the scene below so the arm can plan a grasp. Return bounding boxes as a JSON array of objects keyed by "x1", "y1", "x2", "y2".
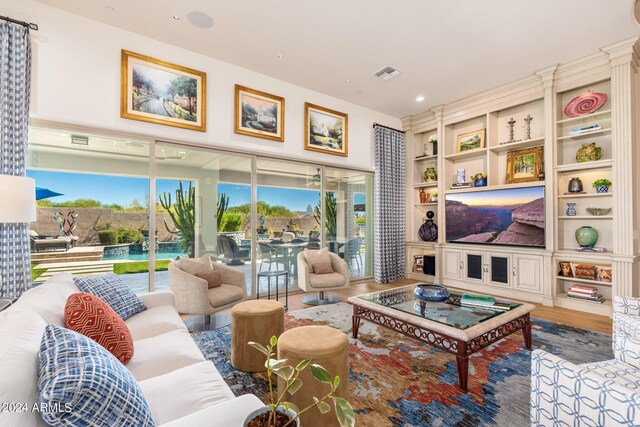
[{"x1": 192, "y1": 303, "x2": 612, "y2": 426}]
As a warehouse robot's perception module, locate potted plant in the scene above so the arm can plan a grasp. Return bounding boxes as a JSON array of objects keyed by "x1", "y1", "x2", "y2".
[
  {"x1": 432, "y1": 192, "x2": 438, "y2": 203},
  {"x1": 592, "y1": 178, "x2": 612, "y2": 193},
  {"x1": 244, "y1": 336, "x2": 355, "y2": 427},
  {"x1": 471, "y1": 172, "x2": 487, "y2": 187}
]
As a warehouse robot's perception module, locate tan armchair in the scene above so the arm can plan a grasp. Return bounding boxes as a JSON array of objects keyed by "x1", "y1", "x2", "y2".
[
  {"x1": 168, "y1": 254, "x2": 247, "y2": 328},
  {"x1": 297, "y1": 251, "x2": 350, "y2": 305}
]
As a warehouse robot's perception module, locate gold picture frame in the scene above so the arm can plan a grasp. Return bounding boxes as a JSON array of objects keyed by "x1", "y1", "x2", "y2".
[
  {"x1": 234, "y1": 84, "x2": 284, "y2": 142},
  {"x1": 456, "y1": 129, "x2": 486, "y2": 153},
  {"x1": 304, "y1": 102, "x2": 348, "y2": 157},
  {"x1": 505, "y1": 146, "x2": 545, "y2": 184},
  {"x1": 121, "y1": 50, "x2": 206, "y2": 132}
]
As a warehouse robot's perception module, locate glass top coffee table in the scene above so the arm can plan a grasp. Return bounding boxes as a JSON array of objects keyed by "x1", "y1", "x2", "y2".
[{"x1": 347, "y1": 285, "x2": 535, "y2": 391}]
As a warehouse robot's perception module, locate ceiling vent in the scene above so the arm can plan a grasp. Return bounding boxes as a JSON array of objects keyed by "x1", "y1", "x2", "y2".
[
  {"x1": 70, "y1": 135, "x2": 89, "y2": 147},
  {"x1": 374, "y1": 66, "x2": 401, "y2": 81}
]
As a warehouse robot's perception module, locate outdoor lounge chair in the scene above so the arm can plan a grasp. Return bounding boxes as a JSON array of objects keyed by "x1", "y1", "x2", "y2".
[
  {"x1": 217, "y1": 234, "x2": 250, "y2": 265},
  {"x1": 29, "y1": 230, "x2": 72, "y2": 252}
]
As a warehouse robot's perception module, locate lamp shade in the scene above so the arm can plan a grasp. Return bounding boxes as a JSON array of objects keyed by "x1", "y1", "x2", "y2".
[{"x1": 0, "y1": 175, "x2": 37, "y2": 223}]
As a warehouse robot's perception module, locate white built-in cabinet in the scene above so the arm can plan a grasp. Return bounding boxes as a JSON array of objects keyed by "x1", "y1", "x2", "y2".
[{"x1": 402, "y1": 37, "x2": 640, "y2": 316}]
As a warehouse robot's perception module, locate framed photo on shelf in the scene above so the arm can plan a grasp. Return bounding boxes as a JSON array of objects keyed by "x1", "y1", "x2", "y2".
[
  {"x1": 304, "y1": 102, "x2": 348, "y2": 157},
  {"x1": 559, "y1": 261, "x2": 573, "y2": 277},
  {"x1": 505, "y1": 146, "x2": 544, "y2": 184},
  {"x1": 413, "y1": 255, "x2": 424, "y2": 273},
  {"x1": 234, "y1": 84, "x2": 285, "y2": 142},
  {"x1": 121, "y1": 50, "x2": 206, "y2": 132},
  {"x1": 456, "y1": 129, "x2": 485, "y2": 153}
]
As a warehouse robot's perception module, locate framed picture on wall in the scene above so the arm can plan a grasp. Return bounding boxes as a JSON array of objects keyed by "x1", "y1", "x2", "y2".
[
  {"x1": 456, "y1": 129, "x2": 486, "y2": 153},
  {"x1": 121, "y1": 50, "x2": 206, "y2": 132},
  {"x1": 304, "y1": 102, "x2": 348, "y2": 157},
  {"x1": 505, "y1": 146, "x2": 544, "y2": 184},
  {"x1": 234, "y1": 85, "x2": 285, "y2": 142}
]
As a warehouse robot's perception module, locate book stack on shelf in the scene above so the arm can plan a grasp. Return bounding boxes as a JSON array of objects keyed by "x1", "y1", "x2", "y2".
[
  {"x1": 567, "y1": 284, "x2": 604, "y2": 303},
  {"x1": 460, "y1": 293, "x2": 513, "y2": 311},
  {"x1": 569, "y1": 123, "x2": 601, "y2": 136}
]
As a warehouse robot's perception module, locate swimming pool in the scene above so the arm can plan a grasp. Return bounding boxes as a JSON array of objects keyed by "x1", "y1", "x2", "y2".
[{"x1": 102, "y1": 251, "x2": 187, "y2": 261}]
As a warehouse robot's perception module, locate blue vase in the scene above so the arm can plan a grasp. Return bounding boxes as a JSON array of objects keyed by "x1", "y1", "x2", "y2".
[
  {"x1": 566, "y1": 203, "x2": 576, "y2": 216},
  {"x1": 596, "y1": 185, "x2": 609, "y2": 193}
]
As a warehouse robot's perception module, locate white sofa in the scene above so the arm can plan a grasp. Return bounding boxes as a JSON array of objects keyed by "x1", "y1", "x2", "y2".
[{"x1": 0, "y1": 272, "x2": 263, "y2": 427}]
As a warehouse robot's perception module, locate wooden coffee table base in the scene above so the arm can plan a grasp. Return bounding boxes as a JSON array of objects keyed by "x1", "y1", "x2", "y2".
[{"x1": 351, "y1": 305, "x2": 532, "y2": 392}]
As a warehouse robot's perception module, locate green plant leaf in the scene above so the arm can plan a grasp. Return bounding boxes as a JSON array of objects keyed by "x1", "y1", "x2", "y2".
[
  {"x1": 267, "y1": 359, "x2": 286, "y2": 370},
  {"x1": 270, "y1": 335, "x2": 278, "y2": 347},
  {"x1": 283, "y1": 401, "x2": 300, "y2": 416},
  {"x1": 248, "y1": 341, "x2": 270, "y2": 357},
  {"x1": 333, "y1": 397, "x2": 356, "y2": 427},
  {"x1": 295, "y1": 359, "x2": 311, "y2": 371},
  {"x1": 333, "y1": 375, "x2": 341, "y2": 390},
  {"x1": 288, "y1": 378, "x2": 302, "y2": 395},
  {"x1": 316, "y1": 401, "x2": 331, "y2": 414},
  {"x1": 311, "y1": 364, "x2": 332, "y2": 383},
  {"x1": 273, "y1": 366, "x2": 295, "y2": 381}
]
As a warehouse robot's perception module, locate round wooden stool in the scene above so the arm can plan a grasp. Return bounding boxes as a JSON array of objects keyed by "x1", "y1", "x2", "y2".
[
  {"x1": 231, "y1": 300, "x2": 284, "y2": 372},
  {"x1": 277, "y1": 325, "x2": 349, "y2": 427}
]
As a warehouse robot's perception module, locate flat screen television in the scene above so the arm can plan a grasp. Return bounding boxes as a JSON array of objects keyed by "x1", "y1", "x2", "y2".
[{"x1": 445, "y1": 186, "x2": 545, "y2": 248}]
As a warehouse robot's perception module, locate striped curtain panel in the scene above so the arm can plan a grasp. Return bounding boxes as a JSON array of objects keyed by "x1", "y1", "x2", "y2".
[
  {"x1": 373, "y1": 126, "x2": 406, "y2": 283},
  {"x1": 0, "y1": 22, "x2": 32, "y2": 298}
]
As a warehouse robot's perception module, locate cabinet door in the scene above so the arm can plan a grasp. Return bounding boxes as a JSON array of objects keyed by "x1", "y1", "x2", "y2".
[
  {"x1": 488, "y1": 255, "x2": 510, "y2": 287},
  {"x1": 442, "y1": 249, "x2": 463, "y2": 280},
  {"x1": 513, "y1": 255, "x2": 542, "y2": 293},
  {"x1": 464, "y1": 251, "x2": 485, "y2": 283}
]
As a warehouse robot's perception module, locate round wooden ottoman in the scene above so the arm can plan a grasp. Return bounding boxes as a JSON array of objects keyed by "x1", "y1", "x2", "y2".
[
  {"x1": 277, "y1": 325, "x2": 349, "y2": 427},
  {"x1": 231, "y1": 300, "x2": 284, "y2": 372}
]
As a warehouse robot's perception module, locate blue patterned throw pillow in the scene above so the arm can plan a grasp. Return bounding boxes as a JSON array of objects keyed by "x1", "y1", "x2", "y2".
[
  {"x1": 37, "y1": 325, "x2": 155, "y2": 426},
  {"x1": 74, "y1": 274, "x2": 146, "y2": 320}
]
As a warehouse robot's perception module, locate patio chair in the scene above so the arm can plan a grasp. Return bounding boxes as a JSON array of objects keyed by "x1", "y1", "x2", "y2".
[
  {"x1": 217, "y1": 235, "x2": 250, "y2": 266},
  {"x1": 258, "y1": 242, "x2": 285, "y2": 272},
  {"x1": 282, "y1": 231, "x2": 295, "y2": 242},
  {"x1": 29, "y1": 230, "x2": 72, "y2": 252},
  {"x1": 343, "y1": 237, "x2": 362, "y2": 272}
]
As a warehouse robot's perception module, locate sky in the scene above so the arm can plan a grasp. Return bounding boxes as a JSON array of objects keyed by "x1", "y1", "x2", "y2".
[
  {"x1": 446, "y1": 186, "x2": 544, "y2": 206},
  {"x1": 26, "y1": 170, "x2": 364, "y2": 212}
]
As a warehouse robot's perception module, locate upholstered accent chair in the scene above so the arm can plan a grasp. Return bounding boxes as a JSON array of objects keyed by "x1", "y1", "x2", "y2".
[
  {"x1": 168, "y1": 254, "x2": 247, "y2": 329},
  {"x1": 531, "y1": 296, "x2": 640, "y2": 426},
  {"x1": 297, "y1": 249, "x2": 350, "y2": 305}
]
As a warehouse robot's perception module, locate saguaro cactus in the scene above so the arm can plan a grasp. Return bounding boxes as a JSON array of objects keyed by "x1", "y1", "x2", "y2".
[
  {"x1": 159, "y1": 181, "x2": 195, "y2": 256},
  {"x1": 217, "y1": 192, "x2": 229, "y2": 231}
]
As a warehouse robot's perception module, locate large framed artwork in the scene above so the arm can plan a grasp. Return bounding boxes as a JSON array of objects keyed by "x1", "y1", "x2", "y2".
[
  {"x1": 121, "y1": 50, "x2": 206, "y2": 132},
  {"x1": 456, "y1": 129, "x2": 486, "y2": 153},
  {"x1": 304, "y1": 102, "x2": 348, "y2": 157},
  {"x1": 234, "y1": 84, "x2": 284, "y2": 142},
  {"x1": 505, "y1": 146, "x2": 544, "y2": 184}
]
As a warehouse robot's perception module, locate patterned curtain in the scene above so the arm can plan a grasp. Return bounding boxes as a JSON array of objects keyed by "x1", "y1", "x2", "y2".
[
  {"x1": 373, "y1": 126, "x2": 406, "y2": 283},
  {"x1": 0, "y1": 22, "x2": 32, "y2": 298}
]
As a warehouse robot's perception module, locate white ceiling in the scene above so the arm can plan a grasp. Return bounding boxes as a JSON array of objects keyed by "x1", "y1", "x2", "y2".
[{"x1": 35, "y1": 0, "x2": 640, "y2": 117}]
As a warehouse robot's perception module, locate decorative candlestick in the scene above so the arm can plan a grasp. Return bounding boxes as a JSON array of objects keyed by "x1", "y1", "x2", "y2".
[
  {"x1": 507, "y1": 118, "x2": 516, "y2": 143},
  {"x1": 524, "y1": 114, "x2": 533, "y2": 140}
]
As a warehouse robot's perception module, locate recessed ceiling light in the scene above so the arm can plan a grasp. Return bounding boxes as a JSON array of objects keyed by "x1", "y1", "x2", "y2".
[
  {"x1": 104, "y1": 5, "x2": 116, "y2": 13},
  {"x1": 416, "y1": 96, "x2": 425, "y2": 102},
  {"x1": 187, "y1": 11, "x2": 214, "y2": 29},
  {"x1": 172, "y1": 15, "x2": 180, "y2": 21}
]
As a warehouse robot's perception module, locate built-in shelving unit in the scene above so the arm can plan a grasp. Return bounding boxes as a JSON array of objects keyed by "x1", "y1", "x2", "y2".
[{"x1": 402, "y1": 37, "x2": 640, "y2": 316}]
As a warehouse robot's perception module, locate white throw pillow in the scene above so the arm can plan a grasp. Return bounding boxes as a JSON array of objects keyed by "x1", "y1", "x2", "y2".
[
  {"x1": 179, "y1": 254, "x2": 214, "y2": 276},
  {"x1": 303, "y1": 248, "x2": 332, "y2": 274}
]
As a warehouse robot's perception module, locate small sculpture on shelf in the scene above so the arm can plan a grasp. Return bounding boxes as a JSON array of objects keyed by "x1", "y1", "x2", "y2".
[
  {"x1": 471, "y1": 172, "x2": 487, "y2": 187},
  {"x1": 592, "y1": 178, "x2": 611, "y2": 193},
  {"x1": 418, "y1": 211, "x2": 438, "y2": 242},
  {"x1": 419, "y1": 188, "x2": 427, "y2": 204},
  {"x1": 423, "y1": 167, "x2": 437, "y2": 182},
  {"x1": 507, "y1": 118, "x2": 516, "y2": 143},
  {"x1": 576, "y1": 142, "x2": 602, "y2": 162}
]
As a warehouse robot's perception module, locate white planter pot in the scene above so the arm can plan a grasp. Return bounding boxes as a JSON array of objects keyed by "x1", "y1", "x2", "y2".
[{"x1": 243, "y1": 405, "x2": 300, "y2": 427}]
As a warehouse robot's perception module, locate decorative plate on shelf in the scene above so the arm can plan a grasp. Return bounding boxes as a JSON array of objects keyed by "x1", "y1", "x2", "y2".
[{"x1": 564, "y1": 91, "x2": 608, "y2": 117}]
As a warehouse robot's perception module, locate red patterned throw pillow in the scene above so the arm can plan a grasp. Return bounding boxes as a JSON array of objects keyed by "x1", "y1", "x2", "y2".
[{"x1": 64, "y1": 293, "x2": 135, "y2": 364}]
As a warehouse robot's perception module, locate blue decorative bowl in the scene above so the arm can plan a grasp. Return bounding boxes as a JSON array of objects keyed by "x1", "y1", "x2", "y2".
[{"x1": 414, "y1": 284, "x2": 450, "y2": 302}]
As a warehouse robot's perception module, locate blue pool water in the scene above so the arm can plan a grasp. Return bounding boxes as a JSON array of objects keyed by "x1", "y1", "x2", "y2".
[{"x1": 102, "y1": 251, "x2": 187, "y2": 261}]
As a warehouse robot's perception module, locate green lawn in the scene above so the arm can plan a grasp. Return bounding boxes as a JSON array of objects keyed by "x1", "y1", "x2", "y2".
[
  {"x1": 31, "y1": 263, "x2": 47, "y2": 281},
  {"x1": 114, "y1": 260, "x2": 171, "y2": 275}
]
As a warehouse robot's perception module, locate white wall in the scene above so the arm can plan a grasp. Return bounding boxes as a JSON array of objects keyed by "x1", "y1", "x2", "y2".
[{"x1": 3, "y1": 0, "x2": 401, "y2": 169}]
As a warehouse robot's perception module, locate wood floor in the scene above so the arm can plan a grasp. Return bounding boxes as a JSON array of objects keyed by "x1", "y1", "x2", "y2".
[{"x1": 285, "y1": 278, "x2": 613, "y2": 335}]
